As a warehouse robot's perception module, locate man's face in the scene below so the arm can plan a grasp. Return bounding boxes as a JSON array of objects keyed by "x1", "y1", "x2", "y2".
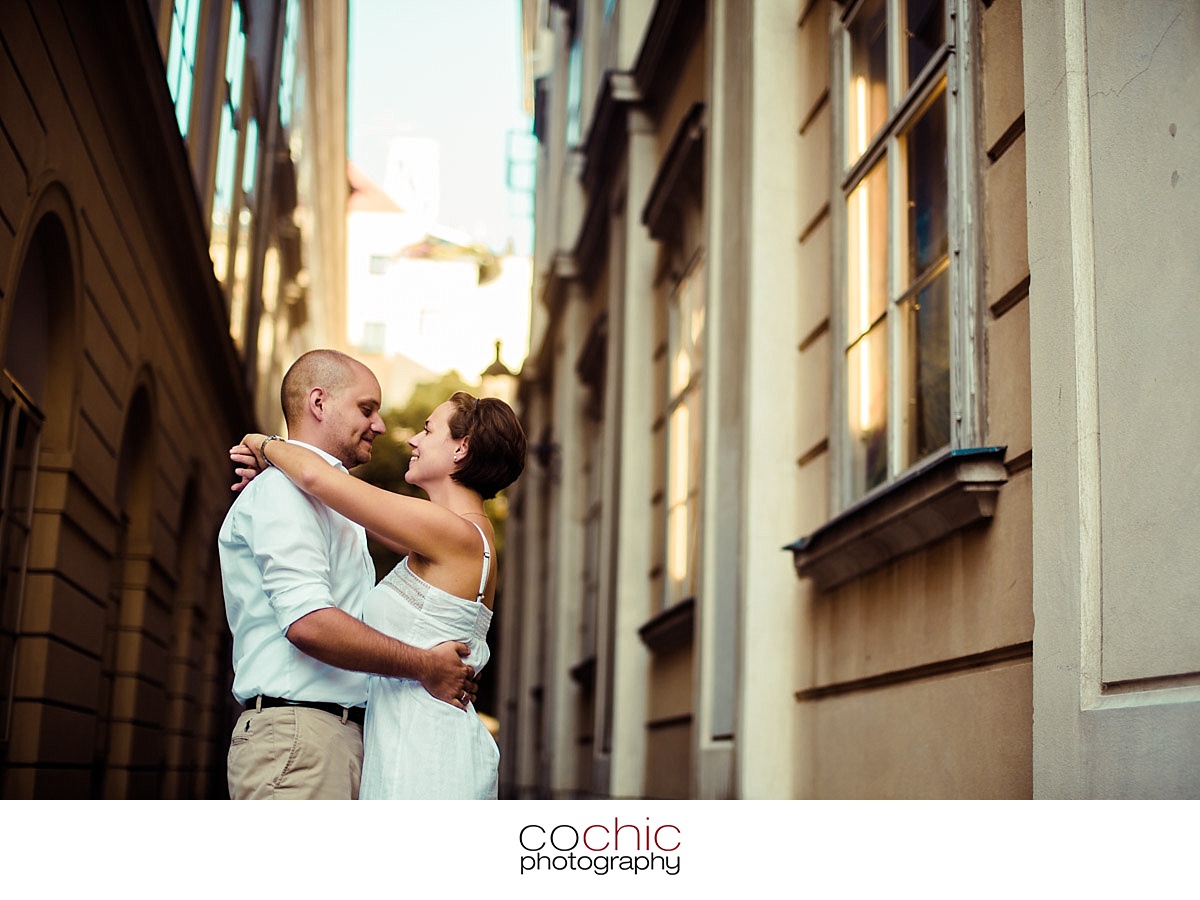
[{"x1": 320, "y1": 365, "x2": 385, "y2": 468}]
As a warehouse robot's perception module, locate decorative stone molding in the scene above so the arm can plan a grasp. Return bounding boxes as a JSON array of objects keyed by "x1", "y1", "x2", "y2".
[
  {"x1": 637, "y1": 597, "x2": 695, "y2": 654},
  {"x1": 785, "y1": 447, "x2": 1009, "y2": 592},
  {"x1": 569, "y1": 655, "x2": 596, "y2": 690},
  {"x1": 575, "y1": 311, "x2": 608, "y2": 420},
  {"x1": 642, "y1": 101, "x2": 706, "y2": 244}
]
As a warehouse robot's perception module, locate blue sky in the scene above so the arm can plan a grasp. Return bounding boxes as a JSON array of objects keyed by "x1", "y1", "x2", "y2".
[{"x1": 348, "y1": 0, "x2": 532, "y2": 254}]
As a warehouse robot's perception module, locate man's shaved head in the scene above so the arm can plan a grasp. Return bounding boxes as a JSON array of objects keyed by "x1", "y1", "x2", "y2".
[{"x1": 280, "y1": 349, "x2": 362, "y2": 429}]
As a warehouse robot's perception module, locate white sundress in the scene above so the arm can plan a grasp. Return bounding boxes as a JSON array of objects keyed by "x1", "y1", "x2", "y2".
[{"x1": 358, "y1": 522, "x2": 498, "y2": 799}]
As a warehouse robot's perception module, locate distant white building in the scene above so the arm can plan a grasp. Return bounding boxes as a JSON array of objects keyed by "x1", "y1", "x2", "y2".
[
  {"x1": 346, "y1": 160, "x2": 531, "y2": 403},
  {"x1": 383, "y1": 136, "x2": 441, "y2": 222}
]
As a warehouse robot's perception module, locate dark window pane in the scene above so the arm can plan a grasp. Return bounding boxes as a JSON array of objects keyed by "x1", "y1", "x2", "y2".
[
  {"x1": 906, "y1": 0, "x2": 945, "y2": 86},
  {"x1": 903, "y1": 269, "x2": 950, "y2": 463},
  {"x1": 906, "y1": 91, "x2": 948, "y2": 282}
]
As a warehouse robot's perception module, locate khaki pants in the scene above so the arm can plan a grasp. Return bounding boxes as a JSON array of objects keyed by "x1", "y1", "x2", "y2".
[{"x1": 227, "y1": 705, "x2": 364, "y2": 800}]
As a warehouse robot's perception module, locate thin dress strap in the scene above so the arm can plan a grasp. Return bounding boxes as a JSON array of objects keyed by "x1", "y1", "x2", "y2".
[{"x1": 468, "y1": 521, "x2": 492, "y2": 602}]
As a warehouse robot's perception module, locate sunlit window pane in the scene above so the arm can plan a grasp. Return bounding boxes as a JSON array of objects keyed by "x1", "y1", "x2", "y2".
[
  {"x1": 278, "y1": 0, "x2": 300, "y2": 129},
  {"x1": 229, "y1": 117, "x2": 258, "y2": 348},
  {"x1": 846, "y1": 159, "x2": 889, "y2": 342},
  {"x1": 902, "y1": 269, "x2": 950, "y2": 464},
  {"x1": 905, "y1": 91, "x2": 948, "y2": 283},
  {"x1": 667, "y1": 403, "x2": 690, "y2": 580},
  {"x1": 166, "y1": 0, "x2": 201, "y2": 137},
  {"x1": 241, "y1": 117, "x2": 258, "y2": 194},
  {"x1": 671, "y1": 343, "x2": 691, "y2": 396},
  {"x1": 209, "y1": 4, "x2": 246, "y2": 296},
  {"x1": 664, "y1": 259, "x2": 704, "y2": 606},
  {"x1": 209, "y1": 102, "x2": 236, "y2": 287},
  {"x1": 566, "y1": 32, "x2": 583, "y2": 147},
  {"x1": 905, "y1": 0, "x2": 944, "y2": 87},
  {"x1": 224, "y1": 4, "x2": 246, "y2": 99},
  {"x1": 840, "y1": 0, "x2": 958, "y2": 504},
  {"x1": 847, "y1": 322, "x2": 889, "y2": 496},
  {"x1": 670, "y1": 265, "x2": 704, "y2": 395},
  {"x1": 847, "y1": 0, "x2": 888, "y2": 163}
]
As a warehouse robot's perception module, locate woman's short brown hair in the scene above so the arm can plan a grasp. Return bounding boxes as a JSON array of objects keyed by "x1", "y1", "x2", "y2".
[{"x1": 446, "y1": 392, "x2": 526, "y2": 500}]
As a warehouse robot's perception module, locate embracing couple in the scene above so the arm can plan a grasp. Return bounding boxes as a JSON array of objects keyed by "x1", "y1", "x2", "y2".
[{"x1": 218, "y1": 348, "x2": 526, "y2": 800}]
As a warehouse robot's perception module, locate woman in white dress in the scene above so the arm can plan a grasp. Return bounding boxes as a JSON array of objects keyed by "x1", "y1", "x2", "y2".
[{"x1": 236, "y1": 392, "x2": 526, "y2": 799}]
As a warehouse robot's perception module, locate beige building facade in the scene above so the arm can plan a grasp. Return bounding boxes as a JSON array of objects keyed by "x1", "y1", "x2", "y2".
[
  {"x1": 0, "y1": 0, "x2": 348, "y2": 798},
  {"x1": 501, "y1": 0, "x2": 1199, "y2": 799}
]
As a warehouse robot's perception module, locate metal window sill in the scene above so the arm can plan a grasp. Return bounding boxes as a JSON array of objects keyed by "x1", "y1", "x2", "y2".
[{"x1": 784, "y1": 447, "x2": 1009, "y2": 592}]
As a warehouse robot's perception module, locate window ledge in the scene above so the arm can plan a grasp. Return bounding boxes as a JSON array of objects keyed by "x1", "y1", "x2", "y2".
[
  {"x1": 569, "y1": 655, "x2": 596, "y2": 690},
  {"x1": 637, "y1": 597, "x2": 695, "y2": 654},
  {"x1": 784, "y1": 447, "x2": 1008, "y2": 592}
]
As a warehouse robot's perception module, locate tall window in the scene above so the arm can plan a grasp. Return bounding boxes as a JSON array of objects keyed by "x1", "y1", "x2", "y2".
[
  {"x1": 565, "y1": 13, "x2": 583, "y2": 147},
  {"x1": 209, "y1": 1, "x2": 247, "y2": 302},
  {"x1": 165, "y1": 0, "x2": 202, "y2": 137},
  {"x1": 581, "y1": 417, "x2": 602, "y2": 656},
  {"x1": 664, "y1": 259, "x2": 704, "y2": 607},
  {"x1": 257, "y1": 243, "x2": 282, "y2": 382},
  {"x1": 228, "y1": 114, "x2": 258, "y2": 347},
  {"x1": 840, "y1": 0, "x2": 959, "y2": 503},
  {"x1": 278, "y1": 0, "x2": 300, "y2": 131}
]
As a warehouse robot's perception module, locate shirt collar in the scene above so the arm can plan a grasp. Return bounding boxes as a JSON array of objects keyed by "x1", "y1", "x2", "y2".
[{"x1": 286, "y1": 439, "x2": 349, "y2": 472}]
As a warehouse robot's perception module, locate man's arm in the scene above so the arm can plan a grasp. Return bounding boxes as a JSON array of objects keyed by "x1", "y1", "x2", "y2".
[
  {"x1": 242, "y1": 472, "x2": 477, "y2": 709},
  {"x1": 286, "y1": 607, "x2": 478, "y2": 708}
]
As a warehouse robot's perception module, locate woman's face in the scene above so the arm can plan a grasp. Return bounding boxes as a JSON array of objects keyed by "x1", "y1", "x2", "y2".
[{"x1": 406, "y1": 400, "x2": 463, "y2": 486}]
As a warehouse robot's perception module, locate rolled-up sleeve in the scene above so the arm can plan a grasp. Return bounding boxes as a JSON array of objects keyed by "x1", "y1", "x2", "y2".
[{"x1": 236, "y1": 474, "x2": 337, "y2": 633}]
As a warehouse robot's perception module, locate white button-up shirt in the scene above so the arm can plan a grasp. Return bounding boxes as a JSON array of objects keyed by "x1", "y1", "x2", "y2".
[{"x1": 219, "y1": 441, "x2": 374, "y2": 706}]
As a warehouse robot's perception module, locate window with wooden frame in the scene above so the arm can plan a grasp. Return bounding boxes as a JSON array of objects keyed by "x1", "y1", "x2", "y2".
[
  {"x1": 209, "y1": 1, "x2": 250, "y2": 338},
  {"x1": 788, "y1": 0, "x2": 1000, "y2": 591},
  {"x1": 643, "y1": 102, "x2": 706, "y2": 614},
  {"x1": 837, "y1": 0, "x2": 977, "y2": 506},
  {"x1": 663, "y1": 257, "x2": 704, "y2": 609}
]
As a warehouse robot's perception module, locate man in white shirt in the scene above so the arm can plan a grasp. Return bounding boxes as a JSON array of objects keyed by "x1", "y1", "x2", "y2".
[{"x1": 220, "y1": 349, "x2": 477, "y2": 799}]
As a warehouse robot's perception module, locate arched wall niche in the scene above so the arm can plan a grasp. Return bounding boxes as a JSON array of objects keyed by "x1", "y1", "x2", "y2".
[{"x1": 1, "y1": 180, "x2": 83, "y2": 453}]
